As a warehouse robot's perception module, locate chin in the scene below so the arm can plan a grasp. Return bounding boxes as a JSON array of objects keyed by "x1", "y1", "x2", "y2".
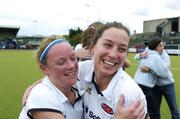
[
  {"x1": 67, "y1": 81, "x2": 76, "y2": 87},
  {"x1": 71, "y1": 78, "x2": 77, "y2": 84},
  {"x1": 101, "y1": 69, "x2": 117, "y2": 77}
]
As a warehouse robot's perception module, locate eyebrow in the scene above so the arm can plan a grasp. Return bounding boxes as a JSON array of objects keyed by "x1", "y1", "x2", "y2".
[{"x1": 105, "y1": 39, "x2": 128, "y2": 47}]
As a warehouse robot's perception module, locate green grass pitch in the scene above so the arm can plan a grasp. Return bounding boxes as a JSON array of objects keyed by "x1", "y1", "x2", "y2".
[{"x1": 0, "y1": 50, "x2": 179, "y2": 119}]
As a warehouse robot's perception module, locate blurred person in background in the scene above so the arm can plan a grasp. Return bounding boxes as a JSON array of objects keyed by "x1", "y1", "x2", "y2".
[
  {"x1": 75, "y1": 21, "x2": 104, "y2": 61},
  {"x1": 134, "y1": 38, "x2": 179, "y2": 119},
  {"x1": 149, "y1": 38, "x2": 180, "y2": 119}
]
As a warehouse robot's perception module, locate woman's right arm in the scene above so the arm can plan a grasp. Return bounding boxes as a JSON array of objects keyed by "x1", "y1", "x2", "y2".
[
  {"x1": 75, "y1": 47, "x2": 91, "y2": 60},
  {"x1": 32, "y1": 111, "x2": 65, "y2": 119},
  {"x1": 134, "y1": 51, "x2": 148, "y2": 61}
]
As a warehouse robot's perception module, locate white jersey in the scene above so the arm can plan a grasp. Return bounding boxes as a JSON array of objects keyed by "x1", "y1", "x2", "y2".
[
  {"x1": 19, "y1": 76, "x2": 83, "y2": 119},
  {"x1": 77, "y1": 60, "x2": 147, "y2": 119},
  {"x1": 74, "y1": 43, "x2": 83, "y2": 51}
]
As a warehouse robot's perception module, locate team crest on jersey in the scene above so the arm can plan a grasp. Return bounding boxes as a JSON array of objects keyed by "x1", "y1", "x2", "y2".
[
  {"x1": 85, "y1": 84, "x2": 92, "y2": 94},
  {"x1": 101, "y1": 103, "x2": 113, "y2": 115},
  {"x1": 86, "y1": 87, "x2": 92, "y2": 94}
]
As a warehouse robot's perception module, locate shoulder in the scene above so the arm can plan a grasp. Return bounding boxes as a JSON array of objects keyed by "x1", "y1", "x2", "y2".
[
  {"x1": 116, "y1": 70, "x2": 145, "y2": 99},
  {"x1": 74, "y1": 43, "x2": 82, "y2": 51},
  {"x1": 148, "y1": 51, "x2": 161, "y2": 60},
  {"x1": 114, "y1": 71, "x2": 147, "y2": 111},
  {"x1": 115, "y1": 70, "x2": 139, "y2": 90},
  {"x1": 26, "y1": 80, "x2": 64, "y2": 110},
  {"x1": 29, "y1": 79, "x2": 56, "y2": 98},
  {"x1": 120, "y1": 70, "x2": 134, "y2": 81},
  {"x1": 77, "y1": 60, "x2": 94, "y2": 93},
  {"x1": 78, "y1": 60, "x2": 94, "y2": 76},
  {"x1": 78, "y1": 60, "x2": 93, "y2": 68},
  {"x1": 161, "y1": 50, "x2": 169, "y2": 59}
]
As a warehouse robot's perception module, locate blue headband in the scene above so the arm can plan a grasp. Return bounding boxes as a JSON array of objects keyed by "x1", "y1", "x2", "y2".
[{"x1": 39, "y1": 38, "x2": 67, "y2": 63}]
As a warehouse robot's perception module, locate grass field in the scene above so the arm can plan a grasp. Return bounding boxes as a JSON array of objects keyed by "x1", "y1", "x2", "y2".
[{"x1": 0, "y1": 50, "x2": 179, "y2": 119}]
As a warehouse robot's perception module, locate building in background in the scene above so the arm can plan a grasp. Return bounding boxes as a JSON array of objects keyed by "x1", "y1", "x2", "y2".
[
  {"x1": 130, "y1": 16, "x2": 180, "y2": 54},
  {"x1": 16, "y1": 35, "x2": 44, "y2": 49},
  {"x1": 0, "y1": 26, "x2": 45, "y2": 49},
  {"x1": 0, "y1": 26, "x2": 20, "y2": 49}
]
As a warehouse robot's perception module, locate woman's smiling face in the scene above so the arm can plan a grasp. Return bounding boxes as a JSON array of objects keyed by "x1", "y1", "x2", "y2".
[
  {"x1": 155, "y1": 41, "x2": 164, "y2": 54},
  {"x1": 41, "y1": 42, "x2": 78, "y2": 87},
  {"x1": 92, "y1": 27, "x2": 130, "y2": 77}
]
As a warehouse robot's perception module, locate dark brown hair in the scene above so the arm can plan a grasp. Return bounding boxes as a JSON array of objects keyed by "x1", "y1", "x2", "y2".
[{"x1": 148, "y1": 38, "x2": 162, "y2": 50}]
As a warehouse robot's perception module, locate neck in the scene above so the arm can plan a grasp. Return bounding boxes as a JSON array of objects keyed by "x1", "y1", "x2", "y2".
[
  {"x1": 94, "y1": 72, "x2": 113, "y2": 91},
  {"x1": 66, "y1": 89, "x2": 76, "y2": 104},
  {"x1": 50, "y1": 78, "x2": 75, "y2": 100},
  {"x1": 55, "y1": 83, "x2": 76, "y2": 104},
  {"x1": 48, "y1": 76, "x2": 76, "y2": 104}
]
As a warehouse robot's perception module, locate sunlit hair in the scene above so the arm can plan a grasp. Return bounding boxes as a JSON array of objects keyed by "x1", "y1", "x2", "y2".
[
  {"x1": 89, "y1": 21, "x2": 130, "y2": 49},
  {"x1": 81, "y1": 22, "x2": 104, "y2": 49},
  {"x1": 88, "y1": 21, "x2": 104, "y2": 30}
]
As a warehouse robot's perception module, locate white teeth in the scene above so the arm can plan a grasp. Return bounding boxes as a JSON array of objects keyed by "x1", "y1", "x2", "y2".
[
  {"x1": 103, "y1": 60, "x2": 115, "y2": 66},
  {"x1": 66, "y1": 72, "x2": 75, "y2": 76}
]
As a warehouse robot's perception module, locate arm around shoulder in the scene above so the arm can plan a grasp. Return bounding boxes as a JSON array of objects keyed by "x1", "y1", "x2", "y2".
[{"x1": 32, "y1": 111, "x2": 65, "y2": 119}]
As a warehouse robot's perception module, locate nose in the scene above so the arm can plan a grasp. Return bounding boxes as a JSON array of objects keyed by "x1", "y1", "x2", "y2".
[
  {"x1": 67, "y1": 59, "x2": 76, "y2": 69},
  {"x1": 108, "y1": 48, "x2": 118, "y2": 59}
]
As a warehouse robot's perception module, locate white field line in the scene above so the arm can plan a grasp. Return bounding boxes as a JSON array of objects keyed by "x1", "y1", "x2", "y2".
[
  {"x1": 171, "y1": 67, "x2": 180, "y2": 71},
  {"x1": 131, "y1": 63, "x2": 180, "y2": 71}
]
